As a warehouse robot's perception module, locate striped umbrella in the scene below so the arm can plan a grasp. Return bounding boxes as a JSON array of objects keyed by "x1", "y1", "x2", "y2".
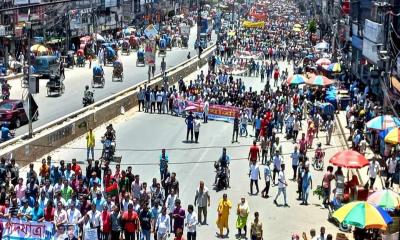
[
  {"x1": 286, "y1": 74, "x2": 306, "y2": 85},
  {"x1": 333, "y1": 201, "x2": 393, "y2": 230},
  {"x1": 305, "y1": 75, "x2": 335, "y2": 86},
  {"x1": 385, "y1": 127, "x2": 400, "y2": 144},
  {"x1": 367, "y1": 115, "x2": 400, "y2": 130},
  {"x1": 368, "y1": 189, "x2": 400, "y2": 211},
  {"x1": 316, "y1": 58, "x2": 331, "y2": 66}
]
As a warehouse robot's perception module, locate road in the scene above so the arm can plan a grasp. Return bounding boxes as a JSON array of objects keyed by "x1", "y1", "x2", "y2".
[
  {"x1": 20, "y1": 62, "x2": 355, "y2": 239},
  {"x1": 8, "y1": 26, "x2": 214, "y2": 137}
]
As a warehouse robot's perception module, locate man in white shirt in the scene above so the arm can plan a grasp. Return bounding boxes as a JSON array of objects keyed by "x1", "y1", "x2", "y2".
[
  {"x1": 194, "y1": 116, "x2": 201, "y2": 143},
  {"x1": 291, "y1": 146, "x2": 300, "y2": 180},
  {"x1": 274, "y1": 164, "x2": 289, "y2": 207},
  {"x1": 272, "y1": 150, "x2": 282, "y2": 185},
  {"x1": 67, "y1": 201, "x2": 82, "y2": 224},
  {"x1": 261, "y1": 162, "x2": 271, "y2": 198},
  {"x1": 249, "y1": 161, "x2": 261, "y2": 195},
  {"x1": 367, "y1": 158, "x2": 380, "y2": 190},
  {"x1": 156, "y1": 207, "x2": 171, "y2": 240},
  {"x1": 185, "y1": 204, "x2": 198, "y2": 240},
  {"x1": 87, "y1": 204, "x2": 101, "y2": 237},
  {"x1": 203, "y1": 99, "x2": 209, "y2": 123},
  {"x1": 386, "y1": 156, "x2": 397, "y2": 188}
]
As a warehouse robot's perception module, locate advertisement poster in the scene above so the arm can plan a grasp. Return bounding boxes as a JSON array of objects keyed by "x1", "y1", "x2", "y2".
[{"x1": 145, "y1": 40, "x2": 156, "y2": 66}]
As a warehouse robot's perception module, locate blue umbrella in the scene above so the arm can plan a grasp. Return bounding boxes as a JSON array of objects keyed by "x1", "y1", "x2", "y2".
[
  {"x1": 366, "y1": 115, "x2": 400, "y2": 130},
  {"x1": 379, "y1": 127, "x2": 394, "y2": 140}
]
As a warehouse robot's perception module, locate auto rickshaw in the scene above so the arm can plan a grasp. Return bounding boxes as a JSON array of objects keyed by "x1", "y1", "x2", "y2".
[
  {"x1": 76, "y1": 49, "x2": 85, "y2": 67},
  {"x1": 136, "y1": 49, "x2": 145, "y2": 66},
  {"x1": 105, "y1": 46, "x2": 117, "y2": 65},
  {"x1": 112, "y1": 60, "x2": 123, "y2": 81},
  {"x1": 122, "y1": 40, "x2": 130, "y2": 55},
  {"x1": 92, "y1": 65, "x2": 105, "y2": 88}
]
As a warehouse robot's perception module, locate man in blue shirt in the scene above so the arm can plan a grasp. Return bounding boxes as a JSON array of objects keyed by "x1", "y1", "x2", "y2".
[
  {"x1": 301, "y1": 167, "x2": 312, "y2": 205},
  {"x1": 30, "y1": 201, "x2": 44, "y2": 221},
  {"x1": 159, "y1": 149, "x2": 169, "y2": 179},
  {"x1": 185, "y1": 111, "x2": 194, "y2": 142},
  {"x1": 254, "y1": 115, "x2": 261, "y2": 141},
  {"x1": 1, "y1": 123, "x2": 11, "y2": 142}
]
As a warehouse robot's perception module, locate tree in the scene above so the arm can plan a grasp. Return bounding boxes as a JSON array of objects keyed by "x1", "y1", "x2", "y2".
[{"x1": 308, "y1": 20, "x2": 317, "y2": 34}]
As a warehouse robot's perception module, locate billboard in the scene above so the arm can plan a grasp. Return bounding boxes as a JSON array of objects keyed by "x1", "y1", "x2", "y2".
[
  {"x1": 364, "y1": 19, "x2": 383, "y2": 43},
  {"x1": 362, "y1": 38, "x2": 380, "y2": 65},
  {"x1": 104, "y1": 0, "x2": 117, "y2": 7},
  {"x1": 145, "y1": 40, "x2": 156, "y2": 66},
  {"x1": 14, "y1": 0, "x2": 41, "y2": 5}
]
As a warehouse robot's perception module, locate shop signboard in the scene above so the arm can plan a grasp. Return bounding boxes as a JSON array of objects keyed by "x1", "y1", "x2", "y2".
[
  {"x1": 14, "y1": 0, "x2": 41, "y2": 5},
  {"x1": 364, "y1": 19, "x2": 383, "y2": 43},
  {"x1": 105, "y1": 0, "x2": 117, "y2": 7},
  {"x1": 362, "y1": 38, "x2": 380, "y2": 65}
]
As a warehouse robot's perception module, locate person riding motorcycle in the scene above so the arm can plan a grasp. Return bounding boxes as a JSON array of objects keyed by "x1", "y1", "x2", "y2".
[
  {"x1": 214, "y1": 148, "x2": 230, "y2": 186},
  {"x1": 82, "y1": 85, "x2": 94, "y2": 106},
  {"x1": 101, "y1": 124, "x2": 116, "y2": 160},
  {"x1": 1, "y1": 79, "x2": 11, "y2": 100},
  {"x1": 0, "y1": 123, "x2": 13, "y2": 142},
  {"x1": 104, "y1": 124, "x2": 116, "y2": 141}
]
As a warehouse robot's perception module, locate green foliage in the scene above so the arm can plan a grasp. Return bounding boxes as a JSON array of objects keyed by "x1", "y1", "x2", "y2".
[{"x1": 308, "y1": 20, "x2": 317, "y2": 33}]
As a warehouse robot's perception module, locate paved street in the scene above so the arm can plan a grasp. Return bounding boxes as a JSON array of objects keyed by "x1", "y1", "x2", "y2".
[
  {"x1": 8, "y1": 26, "x2": 214, "y2": 137},
  {"x1": 21, "y1": 63, "x2": 355, "y2": 239}
]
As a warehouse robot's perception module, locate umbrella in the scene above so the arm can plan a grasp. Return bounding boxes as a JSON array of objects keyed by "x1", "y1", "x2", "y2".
[
  {"x1": 286, "y1": 74, "x2": 306, "y2": 85},
  {"x1": 292, "y1": 27, "x2": 301, "y2": 32},
  {"x1": 333, "y1": 201, "x2": 393, "y2": 230},
  {"x1": 325, "y1": 63, "x2": 341, "y2": 72},
  {"x1": 385, "y1": 127, "x2": 400, "y2": 144},
  {"x1": 306, "y1": 75, "x2": 335, "y2": 86},
  {"x1": 293, "y1": 23, "x2": 302, "y2": 28},
  {"x1": 316, "y1": 58, "x2": 331, "y2": 66},
  {"x1": 367, "y1": 115, "x2": 400, "y2": 130},
  {"x1": 329, "y1": 150, "x2": 369, "y2": 168},
  {"x1": 379, "y1": 127, "x2": 394, "y2": 140},
  {"x1": 30, "y1": 44, "x2": 48, "y2": 53},
  {"x1": 368, "y1": 189, "x2": 400, "y2": 211}
]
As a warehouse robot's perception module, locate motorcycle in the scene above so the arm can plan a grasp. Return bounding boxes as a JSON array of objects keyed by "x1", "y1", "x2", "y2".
[
  {"x1": 82, "y1": 91, "x2": 94, "y2": 107},
  {"x1": 101, "y1": 137, "x2": 115, "y2": 161},
  {"x1": 214, "y1": 161, "x2": 230, "y2": 191},
  {"x1": 327, "y1": 198, "x2": 352, "y2": 232},
  {"x1": 312, "y1": 147, "x2": 325, "y2": 171}
]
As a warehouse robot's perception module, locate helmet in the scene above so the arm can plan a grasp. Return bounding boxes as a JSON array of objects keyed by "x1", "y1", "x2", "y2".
[
  {"x1": 317, "y1": 142, "x2": 322, "y2": 147},
  {"x1": 85, "y1": 85, "x2": 89, "y2": 90}
]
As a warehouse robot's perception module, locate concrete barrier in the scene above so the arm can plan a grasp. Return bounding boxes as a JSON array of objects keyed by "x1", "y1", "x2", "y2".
[{"x1": 0, "y1": 44, "x2": 216, "y2": 167}]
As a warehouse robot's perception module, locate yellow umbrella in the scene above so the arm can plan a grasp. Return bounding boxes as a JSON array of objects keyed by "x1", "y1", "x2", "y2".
[
  {"x1": 385, "y1": 128, "x2": 400, "y2": 145},
  {"x1": 30, "y1": 44, "x2": 48, "y2": 53},
  {"x1": 292, "y1": 27, "x2": 301, "y2": 32},
  {"x1": 293, "y1": 24, "x2": 302, "y2": 28}
]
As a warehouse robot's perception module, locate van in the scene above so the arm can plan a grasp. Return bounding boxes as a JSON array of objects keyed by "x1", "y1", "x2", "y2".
[{"x1": 33, "y1": 55, "x2": 60, "y2": 78}]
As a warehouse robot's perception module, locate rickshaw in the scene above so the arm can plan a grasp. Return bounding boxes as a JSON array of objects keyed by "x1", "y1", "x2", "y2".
[
  {"x1": 129, "y1": 35, "x2": 139, "y2": 50},
  {"x1": 76, "y1": 49, "x2": 85, "y2": 67},
  {"x1": 92, "y1": 65, "x2": 105, "y2": 88},
  {"x1": 159, "y1": 38, "x2": 167, "y2": 57},
  {"x1": 65, "y1": 51, "x2": 75, "y2": 68},
  {"x1": 112, "y1": 60, "x2": 123, "y2": 81},
  {"x1": 136, "y1": 49, "x2": 145, "y2": 66},
  {"x1": 105, "y1": 46, "x2": 117, "y2": 65},
  {"x1": 121, "y1": 40, "x2": 130, "y2": 55},
  {"x1": 46, "y1": 74, "x2": 65, "y2": 96}
]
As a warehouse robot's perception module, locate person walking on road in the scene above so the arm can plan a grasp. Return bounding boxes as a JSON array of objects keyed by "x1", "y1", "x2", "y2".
[
  {"x1": 216, "y1": 193, "x2": 232, "y2": 238},
  {"x1": 172, "y1": 199, "x2": 186, "y2": 235},
  {"x1": 203, "y1": 98, "x2": 209, "y2": 123},
  {"x1": 325, "y1": 116, "x2": 335, "y2": 145},
  {"x1": 232, "y1": 115, "x2": 239, "y2": 143},
  {"x1": 86, "y1": 128, "x2": 95, "y2": 160},
  {"x1": 194, "y1": 180, "x2": 210, "y2": 225},
  {"x1": 301, "y1": 166, "x2": 312, "y2": 205},
  {"x1": 236, "y1": 197, "x2": 250, "y2": 238},
  {"x1": 185, "y1": 204, "x2": 198, "y2": 240},
  {"x1": 321, "y1": 166, "x2": 335, "y2": 207},
  {"x1": 291, "y1": 146, "x2": 300, "y2": 180},
  {"x1": 185, "y1": 111, "x2": 194, "y2": 142},
  {"x1": 274, "y1": 164, "x2": 289, "y2": 207},
  {"x1": 248, "y1": 141, "x2": 260, "y2": 165},
  {"x1": 367, "y1": 157, "x2": 380, "y2": 190},
  {"x1": 249, "y1": 161, "x2": 261, "y2": 195},
  {"x1": 138, "y1": 87, "x2": 145, "y2": 112},
  {"x1": 272, "y1": 150, "x2": 282, "y2": 185},
  {"x1": 250, "y1": 212, "x2": 263, "y2": 240},
  {"x1": 194, "y1": 116, "x2": 201, "y2": 143},
  {"x1": 156, "y1": 207, "x2": 171, "y2": 240},
  {"x1": 261, "y1": 161, "x2": 271, "y2": 198}
]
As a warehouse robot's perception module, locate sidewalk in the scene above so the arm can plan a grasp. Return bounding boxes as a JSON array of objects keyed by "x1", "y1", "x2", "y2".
[{"x1": 335, "y1": 110, "x2": 388, "y2": 191}]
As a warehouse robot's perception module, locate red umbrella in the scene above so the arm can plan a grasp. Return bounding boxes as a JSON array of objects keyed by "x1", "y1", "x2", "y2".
[{"x1": 329, "y1": 150, "x2": 369, "y2": 168}]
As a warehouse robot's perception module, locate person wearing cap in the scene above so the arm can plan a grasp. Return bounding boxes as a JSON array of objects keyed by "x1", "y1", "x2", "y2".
[
  {"x1": 100, "y1": 203, "x2": 111, "y2": 240},
  {"x1": 121, "y1": 203, "x2": 139, "y2": 240}
]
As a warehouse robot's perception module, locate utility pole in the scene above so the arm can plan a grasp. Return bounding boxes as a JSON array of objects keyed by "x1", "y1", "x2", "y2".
[
  {"x1": 26, "y1": 12, "x2": 33, "y2": 138},
  {"x1": 197, "y1": 0, "x2": 201, "y2": 68}
]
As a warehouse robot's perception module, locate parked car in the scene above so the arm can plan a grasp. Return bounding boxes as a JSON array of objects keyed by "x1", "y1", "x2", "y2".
[{"x1": 0, "y1": 99, "x2": 38, "y2": 128}]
